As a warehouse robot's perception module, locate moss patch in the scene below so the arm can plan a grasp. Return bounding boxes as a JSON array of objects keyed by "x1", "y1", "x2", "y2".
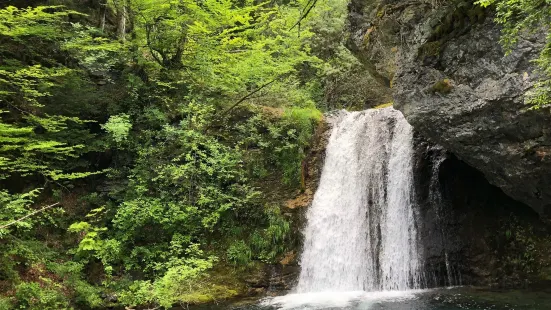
[
  {"x1": 419, "y1": 41, "x2": 442, "y2": 58},
  {"x1": 430, "y1": 79, "x2": 453, "y2": 94},
  {"x1": 373, "y1": 102, "x2": 393, "y2": 109},
  {"x1": 418, "y1": 1, "x2": 488, "y2": 61},
  {"x1": 176, "y1": 284, "x2": 240, "y2": 304}
]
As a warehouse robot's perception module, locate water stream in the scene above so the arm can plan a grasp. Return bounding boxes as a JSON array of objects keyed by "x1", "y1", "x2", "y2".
[
  {"x1": 428, "y1": 149, "x2": 459, "y2": 287},
  {"x1": 297, "y1": 108, "x2": 421, "y2": 293}
]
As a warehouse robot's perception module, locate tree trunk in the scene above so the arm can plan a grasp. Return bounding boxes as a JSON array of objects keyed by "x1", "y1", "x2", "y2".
[
  {"x1": 117, "y1": 0, "x2": 126, "y2": 41},
  {"x1": 99, "y1": 0, "x2": 107, "y2": 32}
]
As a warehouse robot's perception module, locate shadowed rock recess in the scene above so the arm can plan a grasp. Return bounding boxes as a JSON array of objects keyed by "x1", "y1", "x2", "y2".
[
  {"x1": 412, "y1": 138, "x2": 551, "y2": 288},
  {"x1": 347, "y1": 0, "x2": 551, "y2": 217}
]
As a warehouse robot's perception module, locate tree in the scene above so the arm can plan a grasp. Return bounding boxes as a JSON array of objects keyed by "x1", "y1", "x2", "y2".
[
  {"x1": 0, "y1": 6, "x2": 106, "y2": 234},
  {"x1": 0, "y1": 0, "x2": 347, "y2": 308}
]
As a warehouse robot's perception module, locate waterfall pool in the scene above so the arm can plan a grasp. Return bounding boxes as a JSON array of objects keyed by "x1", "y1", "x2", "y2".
[{"x1": 188, "y1": 287, "x2": 551, "y2": 310}]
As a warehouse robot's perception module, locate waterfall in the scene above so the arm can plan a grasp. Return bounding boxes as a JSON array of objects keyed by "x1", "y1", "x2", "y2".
[
  {"x1": 428, "y1": 149, "x2": 461, "y2": 287},
  {"x1": 296, "y1": 107, "x2": 422, "y2": 293}
]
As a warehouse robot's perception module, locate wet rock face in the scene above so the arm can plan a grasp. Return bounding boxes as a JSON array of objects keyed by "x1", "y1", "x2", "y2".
[
  {"x1": 348, "y1": 0, "x2": 551, "y2": 216},
  {"x1": 412, "y1": 137, "x2": 551, "y2": 288}
]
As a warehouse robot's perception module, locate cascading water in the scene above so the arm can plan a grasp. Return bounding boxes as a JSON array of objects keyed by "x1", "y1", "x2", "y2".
[
  {"x1": 428, "y1": 149, "x2": 462, "y2": 287},
  {"x1": 296, "y1": 107, "x2": 422, "y2": 293}
]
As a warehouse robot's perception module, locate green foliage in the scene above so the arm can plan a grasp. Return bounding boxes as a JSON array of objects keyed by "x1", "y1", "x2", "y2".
[
  {"x1": 118, "y1": 254, "x2": 218, "y2": 308},
  {"x1": 497, "y1": 215, "x2": 551, "y2": 284},
  {"x1": 476, "y1": 0, "x2": 546, "y2": 50},
  {"x1": 0, "y1": 238, "x2": 103, "y2": 309},
  {"x1": 0, "y1": 0, "x2": 354, "y2": 308},
  {"x1": 250, "y1": 205, "x2": 291, "y2": 262},
  {"x1": 0, "y1": 6, "x2": 80, "y2": 38},
  {"x1": 0, "y1": 296, "x2": 13, "y2": 310},
  {"x1": 102, "y1": 114, "x2": 132, "y2": 143},
  {"x1": 126, "y1": 0, "x2": 318, "y2": 106},
  {"x1": 278, "y1": 107, "x2": 322, "y2": 185},
  {"x1": 94, "y1": 104, "x2": 262, "y2": 277},
  {"x1": 15, "y1": 282, "x2": 69, "y2": 310},
  {"x1": 233, "y1": 106, "x2": 321, "y2": 186},
  {"x1": 47, "y1": 261, "x2": 103, "y2": 308},
  {"x1": 227, "y1": 240, "x2": 253, "y2": 265},
  {"x1": 68, "y1": 221, "x2": 108, "y2": 253},
  {"x1": 0, "y1": 189, "x2": 41, "y2": 235},
  {"x1": 0, "y1": 5, "x2": 115, "y2": 236},
  {"x1": 305, "y1": 0, "x2": 385, "y2": 109}
]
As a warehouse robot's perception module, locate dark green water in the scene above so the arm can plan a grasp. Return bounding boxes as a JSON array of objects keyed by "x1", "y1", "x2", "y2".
[{"x1": 189, "y1": 287, "x2": 551, "y2": 310}]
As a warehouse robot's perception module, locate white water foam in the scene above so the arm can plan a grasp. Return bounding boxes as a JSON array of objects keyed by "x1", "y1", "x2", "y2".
[
  {"x1": 296, "y1": 108, "x2": 422, "y2": 293},
  {"x1": 262, "y1": 290, "x2": 423, "y2": 310}
]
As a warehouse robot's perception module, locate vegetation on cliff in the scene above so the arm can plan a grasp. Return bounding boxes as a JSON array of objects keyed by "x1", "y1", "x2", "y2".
[
  {"x1": 0, "y1": 0, "x2": 368, "y2": 308},
  {"x1": 477, "y1": 0, "x2": 551, "y2": 108}
]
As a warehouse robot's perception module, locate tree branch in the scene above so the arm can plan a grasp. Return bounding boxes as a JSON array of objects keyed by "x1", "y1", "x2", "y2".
[
  {"x1": 289, "y1": 0, "x2": 319, "y2": 31},
  {"x1": 219, "y1": 78, "x2": 278, "y2": 116},
  {"x1": 0, "y1": 202, "x2": 60, "y2": 230},
  {"x1": 145, "y1": 23, "x2": 165, "y2": 66}
]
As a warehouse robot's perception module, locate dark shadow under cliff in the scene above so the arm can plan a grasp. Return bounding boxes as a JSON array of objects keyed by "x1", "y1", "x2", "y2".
[{"x1": 414, "y1": 136, "x2": 551, "y2": 288}]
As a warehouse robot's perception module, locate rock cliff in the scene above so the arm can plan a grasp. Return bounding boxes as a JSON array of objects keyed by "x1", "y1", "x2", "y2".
[
  {"x1": 412, "y1": 139, "x2": 551, "y2": 287},
  {"x1": 347, "y1": 0, "x2": 551, "y2": 216}
]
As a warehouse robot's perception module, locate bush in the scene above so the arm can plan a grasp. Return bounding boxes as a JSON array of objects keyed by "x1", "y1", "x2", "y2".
[
  {"x1": 250, "y1": 205, "x2": 291, "y2": 263},
  {"x1": 15, "y1": 282, "x2": 69, "y2": 310},
  {"x1": 277, "y1": 107, "x2": 322, "y2": 186},
  {"x1": 118, "y1": 257, "x2": 218, "y2": 308},
  {"x1": 227, "y1": 240, "x2": 252, "y2": 265},
  {"x1": 0, "y1": 296, "x2": 13, "y2": 310}
]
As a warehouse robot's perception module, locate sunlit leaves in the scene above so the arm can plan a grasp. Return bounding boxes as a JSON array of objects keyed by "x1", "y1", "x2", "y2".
[
  {"x1": 129, "y1": 0, "x2": 319, "y2": 103},
  {"x1": 0, "y1": 6, "x2": 83, "y2": 39},
  {"x1": 0, "y1": 0, "x2": 329, "y2": 307},
  {"x1": 0, "y1": 189, "x2": 42, "y2": 236},
  {"x1": 0, "y1": 5, "x2": 110, "y2": 240},
  {"x1": 102, "y1": 114, "x2": 132, "y2": 143}
]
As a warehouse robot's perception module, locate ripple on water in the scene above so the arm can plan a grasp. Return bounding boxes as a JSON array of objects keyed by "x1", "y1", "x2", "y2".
[{"x1": 187, "y1": 287, "x2": 551, "y2": 310}]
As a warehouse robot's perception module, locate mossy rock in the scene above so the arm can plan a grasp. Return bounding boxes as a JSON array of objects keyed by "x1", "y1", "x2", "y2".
[
  {"x1": 419, "y1": 41, "x2": 442, "y2": 58},
  {"x1": 421, "y1": 1, "x2": 488, "y2": 57},
  {"x1": 373, "y1": 102, "x2": 393, "y2": 109},
  {"x1": 179, "y1": 284, "x2": 240, "y2": 304},
  {"x1": 430, "y1": 79, "x2": 453, "y2": 94}
]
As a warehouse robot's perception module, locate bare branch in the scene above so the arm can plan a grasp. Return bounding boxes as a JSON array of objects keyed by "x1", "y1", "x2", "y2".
[
  {"x1": 289, "y1": 0, "x2": 319, "y2": 31},
  {"x1": 0, "y1": 202, "x2": 60, "y2": 230},
  {"x1": 219, "y1": 78, "x2": 278, "y2": 116}
]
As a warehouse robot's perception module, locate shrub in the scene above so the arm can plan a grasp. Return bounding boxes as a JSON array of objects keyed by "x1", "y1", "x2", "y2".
[
  {"x1": 227, "y1": 240, "x2": 252, "y2": 265},
  {"x1": 14, "y1": 282, "x2": 69, "y2": 310},
  {"x1": 0, "y1": 296, "x2": 13, "y2": 310}
]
